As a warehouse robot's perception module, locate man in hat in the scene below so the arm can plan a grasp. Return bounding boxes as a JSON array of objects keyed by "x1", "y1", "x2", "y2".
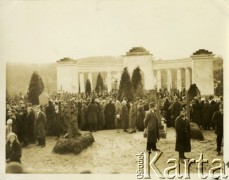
[
  {"x1": 35, "y1": 105, "x2": 47, "y2": 147},
  {"x1": 212, "y1": 104, "x2": 223, "y2": 155},
  {"x1": 170, "y1": 97, "x2": 182, "y2": 127},
  {"x1": 104, "y1": 99, "x2": 116, "y2": 129},
  {"x1": 175, "y1": 106, "x2": 191, "y2": 161},
  {"x1": 144, "y1": 102, "x2": 160, "y2": 152},
  {"x1": 120, "y1": 100, "x2": 129, "y2": 132},
  {"x1": 87, "y1": 98, "x2": 99, "y2": 132}
]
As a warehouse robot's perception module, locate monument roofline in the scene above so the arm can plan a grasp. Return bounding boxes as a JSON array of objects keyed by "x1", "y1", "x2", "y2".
[
  {"x1": 57, "y1": 57, "x2": 76, "y2": 63},
  {"x1": 125, "y1": 46, "x2": 152, "y2": 56},
  {"x1": 192, "y1": 49, "x2": 214, "y2": 55}
]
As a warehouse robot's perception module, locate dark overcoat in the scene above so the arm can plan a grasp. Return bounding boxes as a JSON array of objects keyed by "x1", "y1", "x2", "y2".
[
  {"x1": 6, "y1": 141, "x2": 22, "y2": 163},
  {"x1": 191, "y1": 102, "x2": 202, "y2": 125},
  {"x1": 80, "y1": 105, "x2": 88, "y2": 129},
  {"x1": 87, "y1": 102, "x2": 99, "y2": 124},
  {"x1": 129, "y1": 104, "x2": 137, "y2": 129},
  {"x1": 175, "y1": 115, "x2": 191, "y2": 152},
  {"x1": 26, "y1": 110, "x2": 36, "y2": 141},
  {"x1": 104, "y1": 103, "x2": 116, "y2": 127},
  {"x1": 137, "y1": 104, "x2": 145, "y2": 131},
  {"x1": 35, "y1": 111, "x2": 47, "y2": 139},
  {"x1": 202, "y1": 102, "x2": 212, "y2": 125},
  {"x1": 144, "y1": 110, "x2": 159, "y2": 143},
  {"x1": 120, "y1": 104, "x2": 129, "y2": 129},
  {"x1": 97, "y1": 103, "x2": 105, "y2": 129},
  {"x1": 212, "y1": 111, "x2": 223, "y2": 135},
  {"x1": 171, "y1": 101, "x2": 182, "y2": 120}
]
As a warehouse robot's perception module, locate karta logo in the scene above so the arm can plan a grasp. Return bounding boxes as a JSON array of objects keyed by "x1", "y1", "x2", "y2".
[{"x1": 136, "y1": 151, "x2": 228, "y2": 179}]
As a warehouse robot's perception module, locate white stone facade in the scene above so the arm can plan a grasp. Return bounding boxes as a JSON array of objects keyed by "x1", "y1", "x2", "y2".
[{"x1": 56, "y1": 47, "x2": 215, "y2": 96}]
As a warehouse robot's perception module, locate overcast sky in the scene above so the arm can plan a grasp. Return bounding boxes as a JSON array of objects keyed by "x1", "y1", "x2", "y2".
[{"x1": 0, "y1": 0, "x2": 228, "y2": 63}]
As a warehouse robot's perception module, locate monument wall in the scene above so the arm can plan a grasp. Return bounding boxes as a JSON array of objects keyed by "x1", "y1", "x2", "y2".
[{"x1": 56, "y1": 47, "x2": 216, "y2": 96}]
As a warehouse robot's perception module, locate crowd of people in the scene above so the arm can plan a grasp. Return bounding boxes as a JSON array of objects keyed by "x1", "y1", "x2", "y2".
[{"x1": 5, "y1": 89, "x2": 224, "y2": 167}]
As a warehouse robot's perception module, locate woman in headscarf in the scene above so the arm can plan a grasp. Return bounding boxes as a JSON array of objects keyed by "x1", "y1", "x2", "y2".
[{"x1": 6, "y1": 133, "x2": 22, "y2": 163}]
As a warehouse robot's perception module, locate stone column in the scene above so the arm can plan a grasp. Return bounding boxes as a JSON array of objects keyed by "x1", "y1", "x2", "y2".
[
  {"x1": 107, "y1": 71, "x2": 112, "y2": 92},
  {"x1": 152, "y1": 70, "x2": 155, "y2": 89},
  {"x1": 185, "y1": 68, "x2": 191, "y2": 90},
  {"x1": 167, "y1": 69, "x2": 172, "y2": 92},
  {"x1": 88, "y1": 73, "x2": 93, "y2": 90},
  {"x1": 80, "y1": 73, "x2": 85, "y2": 93},
  {"x1": 156, "y1": 70, "x2": 161, "y2": 92},
  {"x1": 177, "y1": 69, "x2": 182, "y2": 91}
]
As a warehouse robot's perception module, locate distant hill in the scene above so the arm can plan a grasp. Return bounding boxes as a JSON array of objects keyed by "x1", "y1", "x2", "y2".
[{"x1": 6, "y1": 63, "x2": 57, "y2": 96}]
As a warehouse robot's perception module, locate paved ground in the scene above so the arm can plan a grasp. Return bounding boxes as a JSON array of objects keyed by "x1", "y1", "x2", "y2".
[{"x1": 20, "y1": 128, "x2": 223, "y2": 174}]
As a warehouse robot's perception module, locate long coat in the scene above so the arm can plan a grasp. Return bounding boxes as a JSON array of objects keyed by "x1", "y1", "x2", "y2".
[
  {"x1": 80, "y1": 104, "x2": 88, "y2": 130},
  {"x1": 104, "y1": 102, "x2": 116, "y2": 128},
  {"x1": 175, "y1": 115, "x2": 191, "y2": 152},
  {"x1": 97, "y1": 103, "x2": 105, "y2": 129},
  {"x1": 26, "y1": 110, "x2": 36, "y2": 141},
  {"x1": 191, "y1": 101, "x2": 202, "y2": 125},
  {"x1": 6, "y1": 141, "x2": 22, "y2": 163},
  {"x1": 144, "y1": 110, "x2": 159, "y2": 143},
  {"x1": 129, "y1": 103, "x2": 137, "y2": 129},
  {"x1": 171, "y1": 101, "x2": 182, "y2": 121},
  {"x1": 15, "y1": 110, "x2": 28, "y2": 143},
  {"x1": 120, "y1": 104, "x2": 129, "y2": 129},
  {"x1": 162, "y1": 100, "x2": 171, "y2": 126},
  {"x1": 212, "y1": 111, "x2": 223, "y2": 135},
  {"x1": 202, "y1": 102, "x2": 212, "y2": 126},
  {"x1": 87, "y1": 102, "x2": 99, "y2": 125},
  {"x1": 35, "y1": 111, "x2": 47, "y2": 139},
  {"x1": 137, "y1": 104, "x2": 145, "y2": 131}
]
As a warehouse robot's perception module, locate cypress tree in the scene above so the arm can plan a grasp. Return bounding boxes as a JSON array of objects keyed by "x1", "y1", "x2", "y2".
[
  {"x1": 118, "y1": 67, "x2": 133, "y2": 101},
  {"x1": 131, "y1": 66, "x2": 145, "y2": 99},
  {"x1": 95, "y1": 73, "x2": 104, "y2": 96},
  {"x1": 85, "y1": 79, "x2": 92, "y2": 97},
  {"x1": 187, "y1": 84, "x2": 201, "y2": 101},
  {"x1": 27, "y1": 71, "x2": 44, "y2": 105},
  {"x1": 186, "y1": 83, "x2": 201, "y2": 121}
]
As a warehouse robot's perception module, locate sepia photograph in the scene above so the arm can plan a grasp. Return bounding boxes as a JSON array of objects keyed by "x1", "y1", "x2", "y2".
[{"x1": 0, "y1": 0, "x2": 229, "y2": 179}]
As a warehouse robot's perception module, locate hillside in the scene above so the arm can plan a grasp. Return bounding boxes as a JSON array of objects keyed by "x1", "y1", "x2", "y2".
[{"x1": 6, "y1": 63, "x2": 57, "y2": 96}]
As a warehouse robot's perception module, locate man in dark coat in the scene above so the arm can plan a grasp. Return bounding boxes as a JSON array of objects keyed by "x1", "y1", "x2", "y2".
[
  {"x1": 175, "y1": 107, "x2": 191, "y2": 161},
  {"x1": 15, "y1": 106, "x2": 28, "y2": 146},
  {"x1": 128, "y1": 101, "x2": 137, "y2": 133},
  {"x1": 137, "y1": 100, "x2": 145, "y2": 131},
  {"x1": 120, "y1": 100, "x2": 129, "y2": 132},
  {"x1": 80, "y1": 102, "x2": 88, "y2": 131},
  {"x1": 170, "y1": 97, "x2": 182, "y2": 127},
  {"x1": 190, "y1": 98, "x2": 202, "y2": 126},
  {"x1": 35, "y1": 106, "x2": 47, "y2": 147},
  {"x1": 26, "y1": 106, "x2": 36, "y2": 144},
  {"x1": 143, "y1": 100, "x2": 149, "y2": 112},
  {"x1": 87, "y1": 98, "x2": 99, "y2": 132},
  {"x1": 202, "y1": 99, "x2": 212, "y2": 130},
  {"x1": 144, "y1": 102, "x2": 160, "y2": 152},
  {"x1": 104, "y1": 99, "x2": 116, "y2": 129},
  {"x1": 162, "y1": 98, "x2": 171, "y2": 127},
  {"x1": 212, "y1": 104, "x2": 223, "y2": 155},
  {"x1": 45, "y1": 101, "x2": 56, "y2": 136}
]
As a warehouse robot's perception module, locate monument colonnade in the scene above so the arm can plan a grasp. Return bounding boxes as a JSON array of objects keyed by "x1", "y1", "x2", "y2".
[
  {"x1": 57, "y1": 60, "x2": 193, "y2": 93},
  {"x1": 56, "y1": 48, "x2": 215, "y2": 96}
]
